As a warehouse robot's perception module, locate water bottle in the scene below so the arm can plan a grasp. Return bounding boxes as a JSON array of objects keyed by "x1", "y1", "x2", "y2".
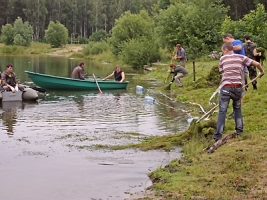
[
  {"x1": 187, "y1": 117, "x2": 199, "y2": 125},
  {"x1": 136, "y1": 85, "x2": 145, "y2": 91},
  {"x1": 144, "y1": 96, "x2": 156, "y2": 104}
]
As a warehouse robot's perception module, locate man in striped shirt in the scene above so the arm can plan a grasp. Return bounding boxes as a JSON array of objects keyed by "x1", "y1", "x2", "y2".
[{"x1": 213, "y1": 42, "x2": 264, "y2": 141}]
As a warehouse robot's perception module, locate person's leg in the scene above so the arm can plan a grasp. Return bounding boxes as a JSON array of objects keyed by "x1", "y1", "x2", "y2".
[
  {"x1": 2, "y1": 86, "x2": 10, "y2": 91},
  {"x1": 18, "y1": 84, "x2": 25, "y2": 91},
  {"x1": 175, "y1": 73, "x2": 185, "y2": 87},
  {"x1": 231, "y1": 87, "x2": 243, "y2": 134},
  {"x1": 180, "y1": 60, "x2": 186, "y2": 68},
  {"x1": 250, "y1": 66, "x2": 258, "y2": 90},
  {"x1": 213, "y1": 88, "x2": 231, "y2": 140}
]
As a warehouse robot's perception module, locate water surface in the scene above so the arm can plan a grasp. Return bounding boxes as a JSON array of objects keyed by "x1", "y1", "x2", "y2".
[{"x1": 0, "y1": 55, "x2": 189, "y2": 200}]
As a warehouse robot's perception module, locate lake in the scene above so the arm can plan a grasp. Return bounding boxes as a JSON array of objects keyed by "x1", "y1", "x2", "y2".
[{"x1": 0, "y1": 55, "x2": 189, "y2": 200}]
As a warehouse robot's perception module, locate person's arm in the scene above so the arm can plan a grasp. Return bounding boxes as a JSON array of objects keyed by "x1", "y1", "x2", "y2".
[
  {"x1": 251, "y1": 60, "x2": 264, "y2": 76},
  {"x1": 233, "y1": 44, "x2": 242, "y2": 51},
  {"x1": 102, "y1": 72, "x2": 114, "y2": 80},
  {"x1": 119, "y1": 72, "x2": 125, "y2": 83},
  {"x1": 78, "y1": 68, "x2": 85, "y2": 80},
  {"x1": 253, "y1": 48, "x2": 261, "y2": 57}
]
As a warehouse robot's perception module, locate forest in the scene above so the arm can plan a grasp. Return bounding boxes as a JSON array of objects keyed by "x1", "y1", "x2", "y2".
[
  {"x1": 0, "y1": 0, "x2": 266, "y2": 40},
  {"x1": 1, "y1": 0, "x2": 267, "y2": 67}
]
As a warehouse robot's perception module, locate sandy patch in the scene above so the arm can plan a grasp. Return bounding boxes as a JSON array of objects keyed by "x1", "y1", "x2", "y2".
[{"x1": 46, "y1": 45, "x2": 84, "y2": 57}]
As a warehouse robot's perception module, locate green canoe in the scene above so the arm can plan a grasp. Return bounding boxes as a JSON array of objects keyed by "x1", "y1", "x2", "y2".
[{"x1": 25, "y1": 71, "x2": 129, "y2": 91}]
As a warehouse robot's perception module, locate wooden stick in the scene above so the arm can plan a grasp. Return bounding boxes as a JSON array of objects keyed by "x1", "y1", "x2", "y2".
[
  {"x1": 93, "y1": 74, "x2": 102, "y2": 94},
  {"x1": 197, "y1": 74, "x2": 261, "y2": 123},
  {"x1": 164, "y1": 48, "x2": 176, "y2": 83}
]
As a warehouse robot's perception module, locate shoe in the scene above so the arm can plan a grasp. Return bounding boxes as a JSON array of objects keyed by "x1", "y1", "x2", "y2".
[
  {"x1": 169, "y1": 82, "x2": 173, "y2": 85},
  {"x1": 235, "y1": 132, "x2": 242, "y2": 136},
  {"x1": 213, "y1": 136, "x2": 222, "y2": 142}
]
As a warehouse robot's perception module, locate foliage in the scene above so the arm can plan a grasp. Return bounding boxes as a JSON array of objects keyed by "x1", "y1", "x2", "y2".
[
  {"x1": 44, "y1": 21, "x2": 68, "y2": 48},
  {"x1": 0, "y1": 17, "x2": 33, "y2": 46},
  {"x1": 109, "y1": 10, "x2": 160, "y2": 67},
  {"x1": 0, "y1": 24, "x2": 14, "y2": 45},
  {"x1": 119, "y1": 36, "x2": 160, "y2": 68},
  {"x1": 83, "y1": 41, "x2": 109, "y2": 55},
  {"x1": 155, "y1": 0, "x2": 228, "y2": 59},
  {"x1": 89, "y1": 30, "x2": 108, "y2": 42},
  {"x1": 13, "y1": 17, "x2": 33, "y2": 46},
  {"x1": 221, "y1": 4, "x2": 267, "y2": 49},
  {"x1": 109, "y1": 10, "x2": 154, "y2": 56}
]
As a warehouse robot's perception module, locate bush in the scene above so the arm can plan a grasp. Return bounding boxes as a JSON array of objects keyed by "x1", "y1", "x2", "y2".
[
  {"x1": 83, "y1": 41, "x2": 109, "y2": 55},
  {"x1": 119, "y1": 37, "x2": 160, "y2": 68},
  {"x1": 45, "y1": 21, "x2": 68, "y2": 48},
  {"x1": 89, "y1": 30, "x2": 108, "y2": 42}
]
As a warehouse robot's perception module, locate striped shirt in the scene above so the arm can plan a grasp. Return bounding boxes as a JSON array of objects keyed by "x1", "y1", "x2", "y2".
[{"x1": 219, "y1": 53, "x2": 253, "y2": 87}]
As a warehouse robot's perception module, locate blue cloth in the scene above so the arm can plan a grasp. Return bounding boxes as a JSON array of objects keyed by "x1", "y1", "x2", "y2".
[
  {"x1": 232, "y1": 39, "x2": 247, "y2": 71},
  {"x1": 213, "y1": 86, "x2": 243, "y2": 139}
]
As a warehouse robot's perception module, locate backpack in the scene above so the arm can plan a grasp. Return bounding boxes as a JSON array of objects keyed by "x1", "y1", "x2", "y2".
[{"x1": 244, "y1": 42, "x2": 256, "y2": 59}]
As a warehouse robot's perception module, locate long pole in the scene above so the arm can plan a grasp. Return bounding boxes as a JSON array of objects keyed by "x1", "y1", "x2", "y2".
[
  {"x1": 164, "y1": 48, "x2": 176, "y2": 83},
  {"x1": 196, "y1": 74, "x2": 262, "y2": 123},
  {"x1": 93, "y1": 74, "x2": 102, "y2": 94}
]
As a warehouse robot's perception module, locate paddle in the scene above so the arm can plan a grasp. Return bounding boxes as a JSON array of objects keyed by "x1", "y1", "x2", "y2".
[
  {"x1": 21, "y1": 84, "x2": 46, "y2": 93},
  {"x1": 93, "y1": 74, "x2": 102, "y2": 94},
  {"x1": 30, "y1": 86, "x2": 46, "y2": 93}
]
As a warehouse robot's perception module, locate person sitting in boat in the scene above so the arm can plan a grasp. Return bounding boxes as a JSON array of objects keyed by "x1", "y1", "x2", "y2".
[
  {"x1": 1, "y1": 63, "x2": 24, "y2": 92},
  {"x1": 102, "y1": 66, "x2": 125, "y2": 83},
  {"x1": 71, "y1": 61, "x2": 87, "y2": 80}
]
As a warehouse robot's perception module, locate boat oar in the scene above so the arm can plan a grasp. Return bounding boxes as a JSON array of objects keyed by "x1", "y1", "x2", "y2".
[
  {"x1": 93, "y1": 74, "x2": 102, "y2": 94},
  {"x1": 30, "y1": 86, "x2": 46, "y2": 93}
]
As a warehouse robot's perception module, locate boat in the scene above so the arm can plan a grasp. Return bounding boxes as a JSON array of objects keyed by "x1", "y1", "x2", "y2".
[
  {"x1": 25, "y1": 71, "x2": 129, "y2": 91},
  {"x1": 0, "y1": 88, "x2": 38, "y2": 102}
]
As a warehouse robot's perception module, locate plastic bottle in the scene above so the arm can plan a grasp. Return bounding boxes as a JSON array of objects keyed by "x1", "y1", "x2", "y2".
[
  {"x1": 136, "y1": 85, "x2": 145, "y2": 91},
  {"x1": 144, "y1": 96, "x2": 156, "y2": 104}
]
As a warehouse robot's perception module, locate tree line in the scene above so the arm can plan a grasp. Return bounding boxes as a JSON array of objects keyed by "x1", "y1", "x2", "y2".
[
  {"x1": 1, "y1": 0, "x2": 267, "y2": 68},
  {"x1": 0, "y1": 0, "x2": 266, "y2": 40}
]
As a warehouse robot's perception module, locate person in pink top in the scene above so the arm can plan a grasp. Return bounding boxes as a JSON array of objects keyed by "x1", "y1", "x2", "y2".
[{"x1": 213, "y1": 42, "x2": 264, "y2": 141}]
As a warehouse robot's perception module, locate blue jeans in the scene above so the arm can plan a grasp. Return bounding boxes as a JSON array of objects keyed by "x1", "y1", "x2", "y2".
[{"x1": 213, "y1": 86, "x2": 243, "y2": 139}]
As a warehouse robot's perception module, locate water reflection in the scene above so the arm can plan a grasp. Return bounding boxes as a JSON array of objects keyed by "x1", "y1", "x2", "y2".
[
  {"x1": 0, "y1": 101, "x2": 23, "y2": 135},
  {"x1": 0, "y1": 55, "x2": 189, "y2": 200}
]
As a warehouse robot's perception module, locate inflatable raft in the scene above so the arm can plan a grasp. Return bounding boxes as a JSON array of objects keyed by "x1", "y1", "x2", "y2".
[{"x1": 0, "y1": 88, "x2": 39, "y2": 102}]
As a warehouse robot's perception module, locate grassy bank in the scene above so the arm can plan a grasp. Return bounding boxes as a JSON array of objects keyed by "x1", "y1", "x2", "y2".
[
  {"x1": 134, "y1": 60, "x2": 267, "y2": 199},
  {"x1": 1, "y1": 43, "x2": 267, "y2": 199}
]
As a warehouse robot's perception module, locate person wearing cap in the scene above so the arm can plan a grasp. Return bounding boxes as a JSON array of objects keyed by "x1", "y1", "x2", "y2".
[
  {"x1": 173, "y1": 44, "x2": 187, "y2": 68},
  {"x1": 1, "y1": 63, "x2": 24, "y2": 92}
]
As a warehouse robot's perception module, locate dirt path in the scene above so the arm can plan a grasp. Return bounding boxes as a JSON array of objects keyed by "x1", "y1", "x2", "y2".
[{"x1": 46, "y1": 45, "x2": 84, "y2": 57}]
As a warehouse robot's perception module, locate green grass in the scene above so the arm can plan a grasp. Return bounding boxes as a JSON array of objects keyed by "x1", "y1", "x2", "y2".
[
  {"x1": 137, "y1": 59, "x2": 267, "y2": 199},
  {"x1": 1, "y1": 43, "x2": 267, "y2": 199}
]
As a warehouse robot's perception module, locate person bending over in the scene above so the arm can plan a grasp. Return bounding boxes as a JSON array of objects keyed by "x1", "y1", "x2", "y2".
[
  {"x1": 213, "y1": 42, "x2": 264, "y2": 141},
  {"x1": 169, "y1": 64, "x2": 188, "y2": 87}
]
